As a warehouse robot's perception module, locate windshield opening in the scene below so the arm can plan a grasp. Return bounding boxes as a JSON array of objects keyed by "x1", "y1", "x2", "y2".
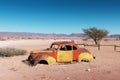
[{"x1": 50, "y1": 44, "x2": 58, "y2": 50}]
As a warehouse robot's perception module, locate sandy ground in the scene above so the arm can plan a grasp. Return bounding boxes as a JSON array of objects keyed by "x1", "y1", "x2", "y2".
[{"x1": 0, "y1": 39, "x2": 120, "y2": 80}]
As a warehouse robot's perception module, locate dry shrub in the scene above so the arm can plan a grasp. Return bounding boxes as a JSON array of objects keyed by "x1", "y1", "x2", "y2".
[{"x1": 0, "y1": 48, "x2": 27, "y2": 57}]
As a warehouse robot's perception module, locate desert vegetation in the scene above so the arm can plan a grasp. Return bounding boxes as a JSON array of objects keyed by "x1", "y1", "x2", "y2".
[
  {"x1": 83, "y1": 27, "x2": 109, "y2": 45},
  {"x1": 0, "y1": 47, "x2": 27, "y2": 57}
]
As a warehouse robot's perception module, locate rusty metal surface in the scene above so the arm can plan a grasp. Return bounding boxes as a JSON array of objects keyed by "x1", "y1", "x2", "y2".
[{"x1": 28, "y1": 41, "x2": 95, "y2": 65}]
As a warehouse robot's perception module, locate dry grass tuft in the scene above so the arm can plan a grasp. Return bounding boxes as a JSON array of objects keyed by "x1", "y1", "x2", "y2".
[{"x1": 0, "y1": 47, "x2": 27, "y2": 57}]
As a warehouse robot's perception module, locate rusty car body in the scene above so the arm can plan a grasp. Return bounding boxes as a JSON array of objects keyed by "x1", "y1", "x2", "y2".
[{"x1": 27, "y1": 41, "x2": 95, "y2": 65}]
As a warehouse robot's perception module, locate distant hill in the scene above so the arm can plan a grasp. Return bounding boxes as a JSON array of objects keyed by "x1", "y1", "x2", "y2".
[
  {"x1": 0, "y1": 32, "x2": 119, "y2": 40},
  {"x1": 108, "y1": 34, "x2": 120, "y2": 40},
  {"x1": 0, "y1": 32, "x2": 87, "y2": 39}
]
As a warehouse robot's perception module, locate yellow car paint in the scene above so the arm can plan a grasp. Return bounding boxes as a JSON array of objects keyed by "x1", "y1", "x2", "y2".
[
  {"x1": 78, "y1": 52, "x2": 94, "y2": 62},
  {"x1": 38, "y1": 56, "x2": 56, "y2": 65},
  {"x1": 46, "y1": 56, "x2": 56, "y2": 65},
  {"x1": 57, "y1": 50, "x2": 73, "y2": 62}
]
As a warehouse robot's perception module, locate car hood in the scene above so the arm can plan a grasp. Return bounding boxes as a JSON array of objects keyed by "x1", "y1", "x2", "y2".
[{"x1": 30, "y1": 48, "x2": 54, "y2": 54}]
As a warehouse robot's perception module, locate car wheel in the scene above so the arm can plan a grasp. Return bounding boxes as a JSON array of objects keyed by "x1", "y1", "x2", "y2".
[{"x1": 81, "y1": 58, "x2": 89, "y2": 62}]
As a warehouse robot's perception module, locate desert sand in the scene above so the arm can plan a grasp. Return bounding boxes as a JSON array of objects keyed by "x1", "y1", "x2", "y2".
[{"x1": 0, "y1": 39, "x2": 120, "y2": 80}]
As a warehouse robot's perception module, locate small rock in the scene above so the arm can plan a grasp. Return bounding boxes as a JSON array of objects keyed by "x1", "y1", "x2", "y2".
[{"x1": 86, "y1": 68, "x2": 91, "y2": 72}]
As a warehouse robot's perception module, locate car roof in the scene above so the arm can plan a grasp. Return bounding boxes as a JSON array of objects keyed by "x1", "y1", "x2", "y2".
[{"x1": 52, "y1": 41, "x2": 75, "y2": 45}]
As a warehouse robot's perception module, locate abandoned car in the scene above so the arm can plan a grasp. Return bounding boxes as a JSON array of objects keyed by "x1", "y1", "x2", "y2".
[{"x1": 27, "y1": 41, "x2": 95, "y2": 65}]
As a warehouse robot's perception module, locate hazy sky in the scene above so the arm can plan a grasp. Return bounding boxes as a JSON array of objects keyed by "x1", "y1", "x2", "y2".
[{"x1": 0, "y1": 0, "x2": 120, "y2": 34}]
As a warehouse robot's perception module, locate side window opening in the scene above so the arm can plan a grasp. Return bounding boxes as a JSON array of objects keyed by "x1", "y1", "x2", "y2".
[
  {"x1": 66, "y1": 45, "x2": 72, "y2": 50},
  {"x1": 60, "y1": 46, "x2": 65, "y2": 51},
  {"x1": 73, "y1": 46, "x2": 77, "y2": 50},
  {"x1": 60, "y1": 45, "x2": 72, "y2": 51}
]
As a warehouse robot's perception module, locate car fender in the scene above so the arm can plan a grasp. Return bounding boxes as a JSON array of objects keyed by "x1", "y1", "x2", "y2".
[
  {"x1": 78, "y1": 52, "x2": 94, "y2": 62},
  {"x1": 39, "y1": 56, "x2": 56, "y2": 65}
]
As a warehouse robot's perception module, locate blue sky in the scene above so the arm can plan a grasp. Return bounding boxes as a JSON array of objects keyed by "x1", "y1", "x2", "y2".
[{"x1": 0, "y1": 0, "x2": 120, "y2": 34}]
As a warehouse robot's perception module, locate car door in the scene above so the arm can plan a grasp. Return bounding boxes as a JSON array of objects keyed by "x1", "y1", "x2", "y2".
[
  {"x1": 57, "y1": 45, "x2": 73, "y2": 62},
  {"x1": 72, "y1": 45, "x2": 80, "y2": 60}
]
